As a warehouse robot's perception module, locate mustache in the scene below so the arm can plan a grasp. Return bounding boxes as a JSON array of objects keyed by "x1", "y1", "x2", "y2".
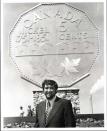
[{"x1": 45, "y1": 92, "x2": 53, "y2": 94}]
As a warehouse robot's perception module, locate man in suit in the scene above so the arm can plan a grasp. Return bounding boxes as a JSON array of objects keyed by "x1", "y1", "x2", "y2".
[{"x1": 35, "y1": 79, "x2": 76, "y2": 127}]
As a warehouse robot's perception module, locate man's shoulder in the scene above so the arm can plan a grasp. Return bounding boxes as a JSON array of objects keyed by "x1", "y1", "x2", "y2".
[
  {"x1": 37, "y1": 100, "x2": 45, "y2": 107},
  {"x1": 57, "y1": 97, "x2": 71, "y2": 104},
  {"x1": 62, "y1": 98, "x2": 71, "y2": 103},
  {"x1": 59, "y1": 98, "x2": 73, "y2": 109}
]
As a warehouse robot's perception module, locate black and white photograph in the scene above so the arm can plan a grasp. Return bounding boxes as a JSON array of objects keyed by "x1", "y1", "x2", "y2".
[{"x1": 1, "y1": 0, "x2": 106, "y2": 129}]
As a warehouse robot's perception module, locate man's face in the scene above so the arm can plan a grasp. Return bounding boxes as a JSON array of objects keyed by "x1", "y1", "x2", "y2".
[{"x1": 43, "y1": 84, "x2": 57, "y2": 100}]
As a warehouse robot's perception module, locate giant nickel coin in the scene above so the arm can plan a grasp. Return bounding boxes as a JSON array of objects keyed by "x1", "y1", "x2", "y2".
[{"x1": 10, "y1": 3, "x2": 99, "y2": 87}]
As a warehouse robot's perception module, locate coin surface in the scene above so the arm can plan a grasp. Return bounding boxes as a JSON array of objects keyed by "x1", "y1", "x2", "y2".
[{"x1": 10, "y1": 3, "x2": 99, "y2": 87}]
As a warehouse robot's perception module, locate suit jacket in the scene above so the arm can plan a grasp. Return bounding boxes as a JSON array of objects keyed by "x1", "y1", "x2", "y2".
[{"x1": 35, "y1": 96, "x2": 76, "y2": 127}]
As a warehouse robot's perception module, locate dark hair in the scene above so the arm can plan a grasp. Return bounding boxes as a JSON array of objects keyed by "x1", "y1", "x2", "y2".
[{"x1": 42, "y1": 79, "x2": 58, "y2": 90}]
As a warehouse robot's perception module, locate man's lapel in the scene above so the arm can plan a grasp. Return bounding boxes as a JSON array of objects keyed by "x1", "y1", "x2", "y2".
[
  {"x1": 40, "y1": 101, "x2": 46, "y2": 125},
  {"x1": 46, "y1": 97, "x2": 61, "y2": 125}
]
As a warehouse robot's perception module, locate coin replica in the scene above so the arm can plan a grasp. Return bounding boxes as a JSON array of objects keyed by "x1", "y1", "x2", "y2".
[{"x1": 10, "y1": 3, "x2": 99, "y2": 87}]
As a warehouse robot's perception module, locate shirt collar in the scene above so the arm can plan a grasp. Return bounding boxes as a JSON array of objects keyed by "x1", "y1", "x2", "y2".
[{"x1": 46, "y1": 95, "x2": 56, "y2": 108}]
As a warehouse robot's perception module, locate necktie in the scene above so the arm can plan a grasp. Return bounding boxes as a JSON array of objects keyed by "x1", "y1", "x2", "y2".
[{"x1": 45, "y1": 101, "x2": 51, "y2": 124}]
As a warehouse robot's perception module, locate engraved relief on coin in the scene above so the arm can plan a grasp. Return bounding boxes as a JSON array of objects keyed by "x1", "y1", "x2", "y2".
[{"x1": 10, "y1": 3, "x2": 99, "y2": 86}]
